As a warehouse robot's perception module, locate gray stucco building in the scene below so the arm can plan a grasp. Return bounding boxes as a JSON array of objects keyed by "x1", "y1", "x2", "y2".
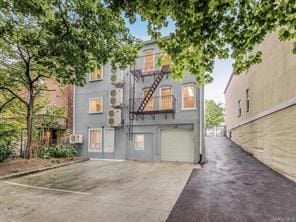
[{"x1": 73, "y1": 41, "x2": 205, "y2": 163}]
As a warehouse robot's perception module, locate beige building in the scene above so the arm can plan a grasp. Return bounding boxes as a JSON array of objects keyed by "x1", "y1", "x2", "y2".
[{"x1": 224, "y1": 32, "x2": 296, "y2": 182}]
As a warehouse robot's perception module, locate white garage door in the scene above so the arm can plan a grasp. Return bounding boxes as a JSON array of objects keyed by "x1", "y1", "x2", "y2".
[{"x1": 161, "y1": 129, "x2": 194, "y2": 162}]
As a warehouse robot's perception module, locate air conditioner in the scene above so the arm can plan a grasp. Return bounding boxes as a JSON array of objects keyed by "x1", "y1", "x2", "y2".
[
  {"x1": 110, "y1": 71, "x2": 124, "y2": 85},
  {"x1": 107, "y1": 109, "x2": 121, "y2": 127},
  {"x1": 109, "y1": 88, "x2": 123, "y2": 107},
  {"x1": 69, "y1": 134, "x2": 83, "y2": 144}
]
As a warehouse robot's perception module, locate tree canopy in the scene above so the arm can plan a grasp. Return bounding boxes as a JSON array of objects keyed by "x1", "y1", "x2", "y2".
[
  {"x1": 205, "y1": 100, "x2": 224, "y2": 127},
  {"x1": 0, "y1": 0, "x2": 140, "y2": 157},
  {"x1": 108, "y1": 0, "x2": 295, "y2": 85}
]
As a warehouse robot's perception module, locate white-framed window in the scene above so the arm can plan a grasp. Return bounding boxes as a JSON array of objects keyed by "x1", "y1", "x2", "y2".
[
  {"x1": 89, "y1": 97, "x2": 103, "y2": 113},
  {"x1": 182, "y1": 84, "x2": 196, "y2": 110},
  {"x1": 144, "y1": 49, "x2": 155, "y2": 73},
  {"x1": 135, "y1": 134, "x2": 145, "y2": 150},
  {"x1": 88, "y1": 128, "x2": 102, "y2": 152},
  {"x1": 104, "y1": 128, "x2": 115, "y2": 153},
  {"x1": 89, "y1": 66, "x2": 103, "y2": 81},
  {"x1": 160, "y1": 86, "x2": 172, "y2": 110}
]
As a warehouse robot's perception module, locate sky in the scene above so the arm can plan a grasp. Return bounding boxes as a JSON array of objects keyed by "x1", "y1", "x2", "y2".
[{"x1": 126, "y1": 17, "x2": 233, "y2": 104}]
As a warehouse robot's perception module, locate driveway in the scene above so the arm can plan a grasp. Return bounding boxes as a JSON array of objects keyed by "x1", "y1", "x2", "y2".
[
  {"x1": 167, "y1": 137, "x2": 296, "y2": 222},
  {"x1": 0, "y1": 160, "x2": 195, "y2": 222}
]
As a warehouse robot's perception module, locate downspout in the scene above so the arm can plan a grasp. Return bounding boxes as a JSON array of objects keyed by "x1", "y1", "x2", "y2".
[
  {"x1": 198, "y1": 87, "x2": 205, "y2": 164},
  {"x1": 72, "y1": 85, "x2": 75, "y2": 134}
]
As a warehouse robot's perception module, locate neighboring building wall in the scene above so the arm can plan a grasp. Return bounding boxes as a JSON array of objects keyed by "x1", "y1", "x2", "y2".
[
  {"x1": 74, "y1": 41, "x2": 205, "y2": 163},
  {"x1": 45, "y1": 79, "x2": 73, "y2": 130},
  {"x1": 41, "y1": 80, "x2": 73, "y2": 144},
  {"x1": 224, "y1": 32, "x2": 296, "y2": 182}
]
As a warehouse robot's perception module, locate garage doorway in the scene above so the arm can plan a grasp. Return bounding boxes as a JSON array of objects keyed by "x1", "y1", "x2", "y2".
[{"x1": 161, "y1": 129, "x2": 194, "y2": 162}]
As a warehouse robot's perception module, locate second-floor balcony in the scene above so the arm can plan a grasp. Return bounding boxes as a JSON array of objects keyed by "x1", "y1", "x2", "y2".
[{"x1": 130, "y1": 95, "x2": 176, "y2": 117}]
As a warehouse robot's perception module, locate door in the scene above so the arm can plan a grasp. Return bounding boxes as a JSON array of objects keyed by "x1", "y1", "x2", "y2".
[
  {"x1": 161, "y1": 129, "x2": 194, "y2": 162},
  {"x1": 144, "y1": 88, "x2": 154, "y2": 111},
  {"x1": 160, "y1": 87, "x2": 172, "y2": 110},
  {"x1": 104, "y1": 128, "x2": 115, "y2": 153},
  {"x1": 144, "y1": 50, "x2": 154, "y2": 73}
]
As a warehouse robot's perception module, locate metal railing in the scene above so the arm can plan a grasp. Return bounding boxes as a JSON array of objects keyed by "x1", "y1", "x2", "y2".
[
  {"x1": 131, "y1": 95, "x2": 176, "y2": 114},
  {"x1": 130, "y1": 52, "x2": 171, "y2": 76}
]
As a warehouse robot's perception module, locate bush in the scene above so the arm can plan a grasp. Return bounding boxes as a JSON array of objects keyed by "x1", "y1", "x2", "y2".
[
  {"x1": 0, "y1": 143, "x2": 15, "y2": 162},
  {"x1": 38, "y1": 145, "x2": 77, "y2": 159}
]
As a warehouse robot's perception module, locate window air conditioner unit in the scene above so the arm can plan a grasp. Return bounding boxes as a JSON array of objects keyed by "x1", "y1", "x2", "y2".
[
  {"x1": 110, "y1": 70, "x2": 124, "y2": 86},
  {"x1": 69, "y1": 134, "x2": 83, "y2": 144},
  {"x1": 107, "y1": 109, "x2": 121, "y2": 127},
  {"x1": 109, "y1": 88, "x2": 123, "y2": 107}
]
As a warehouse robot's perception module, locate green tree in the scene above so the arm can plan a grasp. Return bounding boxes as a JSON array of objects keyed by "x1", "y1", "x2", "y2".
[
  {"x1": 108, "y1": 0, "x2": 295, "y2": 84},
  {"x1": 205, "y1": 100, "x2": 224, "y2": 127},
  {"x1": 0, "y1": 0, "x2": 140, "y2": 158}
]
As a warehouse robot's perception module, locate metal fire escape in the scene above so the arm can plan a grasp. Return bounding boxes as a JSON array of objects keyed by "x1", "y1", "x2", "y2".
[{"x1": 128, "y1": 52, "x2": 176, "y2": 140}]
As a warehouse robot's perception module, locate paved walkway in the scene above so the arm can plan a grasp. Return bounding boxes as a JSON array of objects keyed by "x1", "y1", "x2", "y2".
[{"x1": 167, "y1": 137, "x2": 296, "y2": 222}]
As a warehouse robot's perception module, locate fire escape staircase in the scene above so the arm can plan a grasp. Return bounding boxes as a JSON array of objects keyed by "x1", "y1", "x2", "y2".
[{"x1": 136, "y1": 65, "x2": 169, "y2": 112}]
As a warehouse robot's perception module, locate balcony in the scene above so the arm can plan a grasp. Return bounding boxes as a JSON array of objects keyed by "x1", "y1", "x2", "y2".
[
  {"x1": 130, "y1": 52, "x2": 171, "y2": 80},
  {"x1": 130, "y1": 95, "x2": 176, "y2": 118}
]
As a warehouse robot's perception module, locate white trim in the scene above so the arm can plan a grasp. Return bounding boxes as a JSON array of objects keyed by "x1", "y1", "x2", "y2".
[
  {"x1": 88, "y1": 128, "x2": 102, "y2": 152},
  {"x1": 89, "y1": 66, "x2": 104, "y2": 82},
  {"x1": 3, "y1": 181, "x2": 91, "y2": 195},
  {"x1": 159, "y1": 86, "x2": 172, "y2": 110},
  {"x1": 104, "y1": 128, "x2": 115, "y2": 153},
  {"x1": 182, "y1": 84, "x2": 197, "y2": 110},
  {"x1": 135, "y1": 134, "x2": 145, "y2": 150},
  {"x1": 228, "y1": 97, "x2": 296, "y2": 130},
  {"x1": 89, "y1": 158, "x2": 125, "y2": 161},
  {"x1": 89, "y1": 97, "x2": 103, "y2": 114}
]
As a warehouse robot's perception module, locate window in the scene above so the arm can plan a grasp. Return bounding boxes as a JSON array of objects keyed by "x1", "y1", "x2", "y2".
[
  {"x1": 89, "y1": 97, "x2": 103, "y2": 113},
  {"x1": 246, "y1": 89, "x2": 250, "y2": 112},
  {"x1": 144, "y1": 89, "x2": 154, "y2": 111},
  {"x1": 135, "y1": 135, "x2": 144, "y2": 150},
  {"x1": 88, "y1": 128, "x2": 102, "y2": 151},
  {"x1": 161, "y1": 53, "x2": 171, "y2": 67},
  {"x1": 182, "y1": 84, "x2": 196, "y2": 110},
  {"x1": 238, "y1": 100, "x2": 242, "y2": 117},
  {"x1": 89, "y1": 66, "x2": 103, "y2": 81},
  {"x1": 160, "y1": 87, "x2": 172, "y2": 110},
  {"x1": 144, "y1": 50, "x2": 154, "y2": 73}
]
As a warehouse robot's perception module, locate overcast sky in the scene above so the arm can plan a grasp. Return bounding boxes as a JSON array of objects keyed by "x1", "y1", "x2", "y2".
[{"x1": 126, "y1": 17, "x2": 232, "y2": 104}]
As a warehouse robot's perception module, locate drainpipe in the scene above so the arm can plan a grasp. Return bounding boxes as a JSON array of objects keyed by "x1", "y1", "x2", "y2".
[
  {"x1": 199, "y1": 87, "x2": 206, "y2": 164},
  {"x1": 102, "y1": 126, "x2": 104, "y2": 159},
  {"x1": 72, "y1": 85, "x2": 76, "y2": 134}
]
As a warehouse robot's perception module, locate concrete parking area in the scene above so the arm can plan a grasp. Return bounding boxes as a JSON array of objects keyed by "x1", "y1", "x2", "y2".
[{"x1": 0, "y1": 160, "x2": 196, "y2": 222}]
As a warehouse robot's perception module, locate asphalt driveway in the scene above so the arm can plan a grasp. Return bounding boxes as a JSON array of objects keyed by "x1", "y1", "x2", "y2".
[
  {"x1": 167, "y1": 137, "x2": 296, "y2": 222},
  {"x1": 0, "y1": 160, "x2": 195, "y2": 222}
]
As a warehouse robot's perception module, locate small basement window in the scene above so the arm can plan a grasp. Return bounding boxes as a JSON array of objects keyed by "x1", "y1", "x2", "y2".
[{"x1": 135, "y1": 135, "x2": 145, "y2": 150}]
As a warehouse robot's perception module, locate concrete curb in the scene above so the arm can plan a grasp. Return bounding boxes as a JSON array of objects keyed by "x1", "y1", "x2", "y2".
[{"x1": 0, "y1": 158, "x2": 89, "y2": 180}]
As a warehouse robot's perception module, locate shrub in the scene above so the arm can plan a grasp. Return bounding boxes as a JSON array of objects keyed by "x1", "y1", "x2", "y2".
[
  {"x1": 0, "y1": 143, "x2": 15, "y2": 162},
  {"x1": 38, "y1": 145, "x2": 77, "y2": 159}
]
